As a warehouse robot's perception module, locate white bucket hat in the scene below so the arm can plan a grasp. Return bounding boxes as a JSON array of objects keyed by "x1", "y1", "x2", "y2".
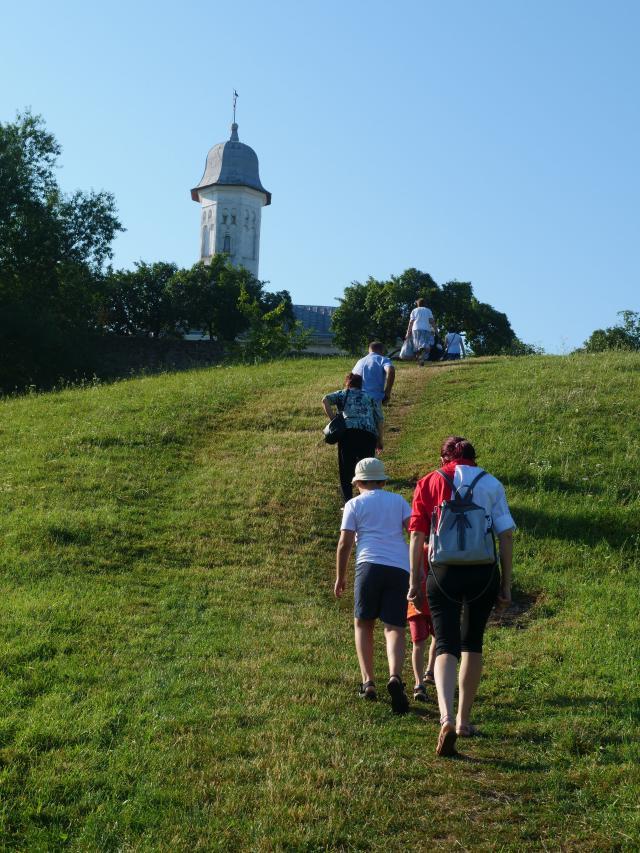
[{"x1": 351, "y1": 457, "x2": 389, "y2": 484}]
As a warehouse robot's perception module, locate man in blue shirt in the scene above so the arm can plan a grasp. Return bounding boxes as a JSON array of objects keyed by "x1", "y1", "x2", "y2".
[{"x1": 352, "y1": 342, "x2": 395, "y2": 412}]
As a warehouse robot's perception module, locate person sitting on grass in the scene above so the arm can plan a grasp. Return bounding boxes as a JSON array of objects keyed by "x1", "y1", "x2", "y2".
[{"x1": 334, "y1": 457, "x2": 412, "y2": 714}]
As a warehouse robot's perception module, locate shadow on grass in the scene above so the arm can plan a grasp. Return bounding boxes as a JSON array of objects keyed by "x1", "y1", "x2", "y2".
[
  {"x1": 546, "y1": 694, "x2": 640, "y2": 720},
  {"x1": 450, "y1": 752, "x2": 549, "y2": 772},
  {"x1": 387, "y1": 476, "x2": 421, "y2": 491},
  {"x1": 488, "y1": 587, "x2": 546, "y2": 629},
  {"x1": 513, "y1": 506, "x2": 638, "y2": 548},
  {"x1": 509, "y1": 473, "x2": 639, "y2": 506},
  {"x1": 506, "y1": 472, "x2": 605, "y2": 497}
]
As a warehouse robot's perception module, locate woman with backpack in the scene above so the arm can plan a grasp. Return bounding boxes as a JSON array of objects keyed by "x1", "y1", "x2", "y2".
[{"x1": 407, "y1": 436, "x2": 515, "y2": 756}]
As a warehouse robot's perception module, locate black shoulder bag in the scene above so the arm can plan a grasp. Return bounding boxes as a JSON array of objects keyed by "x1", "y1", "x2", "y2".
[{"x1": 323, "y1": 389, "x2": 349, "y2": 445}]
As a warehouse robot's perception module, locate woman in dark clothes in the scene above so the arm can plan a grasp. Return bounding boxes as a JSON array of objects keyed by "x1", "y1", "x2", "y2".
[{"x1": 322, "y1": 373, "x2": 383, "y2": 503}]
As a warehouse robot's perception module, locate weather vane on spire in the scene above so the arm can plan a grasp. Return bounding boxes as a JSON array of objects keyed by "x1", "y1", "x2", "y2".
[{"x1": 233, "y1": 89, "x2": 239, "y2": 124}]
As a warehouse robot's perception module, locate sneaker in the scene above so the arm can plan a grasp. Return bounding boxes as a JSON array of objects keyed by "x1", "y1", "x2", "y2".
[{"x1": 387, "y1": 675, "x2": 409, "y2": 714}]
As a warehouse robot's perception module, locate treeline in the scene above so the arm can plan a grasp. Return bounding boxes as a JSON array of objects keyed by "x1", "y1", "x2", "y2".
[
  {"x1": 102, "y1": 256, "x2": 307, "y2": 352},
  {"x1": 580, "y1": 311, "x2": 640, "y2": 353},
  {"x1": 331, "y1": 269, "x2": 539, "y2": 356},
  {"x1": 2, "y1": 110, "x2": 554, "y2": 394},
  {"x1": 0, "y1": 112, "x2": 306, "y2": 393}
]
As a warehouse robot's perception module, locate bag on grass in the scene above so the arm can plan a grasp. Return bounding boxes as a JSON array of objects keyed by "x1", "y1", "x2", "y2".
[
  {"x1": 399, "y1": 337, "x2": 414, "y2": 360},
  {"x1": 429, "y1": 469, "x2": 496, "y2": 566},
  {"x1": 323, "y1": 389, "x2": 349, "y2": 445}
]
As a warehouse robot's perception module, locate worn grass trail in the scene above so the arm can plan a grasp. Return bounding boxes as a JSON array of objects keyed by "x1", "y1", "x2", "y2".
[{"x1": 1, "y1": 354, "x2": 638, "y2": 850}]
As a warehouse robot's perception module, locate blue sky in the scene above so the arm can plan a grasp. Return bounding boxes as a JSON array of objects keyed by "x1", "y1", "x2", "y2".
[{"x1": 2, "y1": 0, "x2": 638, "y2": 352}]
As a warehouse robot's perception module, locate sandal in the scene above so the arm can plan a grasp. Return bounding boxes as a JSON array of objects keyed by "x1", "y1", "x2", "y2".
[
  {"x1": 436, "y1": 716, "x2": 458, "y2": 757},
  {"x1": 456, "y1": 723, "x2": 480, "y2": 737},
  {"x1": 424, "y1": 670, "x2": 435, "y2": 685},
  {"x1": 413, "y1": 684, "x2": 428, "y2": 703},
  {"x1": 387, "y1": 675, "x2": 409, "y2": 714},
  {"x1": 358, "y1": 680, "x2": 377, "y2": 701}
]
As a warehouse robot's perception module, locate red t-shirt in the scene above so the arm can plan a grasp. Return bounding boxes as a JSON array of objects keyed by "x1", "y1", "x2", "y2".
[
  {"x1": 408, "y1": 457, "x2": 478, "y2": 534},
  {"x1": 406, "y1": 458, "x2": 477, "y2": 619}
]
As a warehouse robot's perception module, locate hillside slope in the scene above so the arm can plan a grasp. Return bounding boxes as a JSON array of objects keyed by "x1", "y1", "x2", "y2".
[{"x1": 0, "y1": 354, "x2": 638, "y2": 850}]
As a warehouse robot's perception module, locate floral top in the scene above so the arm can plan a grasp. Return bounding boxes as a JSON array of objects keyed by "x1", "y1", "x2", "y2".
[{"x1": 325, "y1": 388, "x2": 381, "y2": 436}]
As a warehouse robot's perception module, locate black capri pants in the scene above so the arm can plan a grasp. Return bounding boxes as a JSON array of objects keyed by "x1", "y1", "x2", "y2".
[
  {"x1": 426, "y1": 563, "x2": 499, "y2": 659},
  {"x1": 337, "y1": 428, "x2": 377, "y2": 502}
]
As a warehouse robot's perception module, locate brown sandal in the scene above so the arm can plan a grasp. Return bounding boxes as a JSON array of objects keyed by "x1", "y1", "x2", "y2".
[
  {"x1": 358, "y1": 680, "x2": 377, "y2": 700},
  {"x1": 436, "y1": 717, "x2": 458, "y2": 756}
]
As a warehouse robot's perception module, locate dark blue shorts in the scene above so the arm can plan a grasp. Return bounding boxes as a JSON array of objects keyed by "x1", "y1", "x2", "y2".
[{"x1": 354, "y1": 562, "x2": 410, "y2": 627}]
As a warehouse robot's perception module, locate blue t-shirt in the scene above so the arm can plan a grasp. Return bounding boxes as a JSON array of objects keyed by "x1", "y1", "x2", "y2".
[{"x1": 352, "y1": 353, "x2": 392, "y2": 402}]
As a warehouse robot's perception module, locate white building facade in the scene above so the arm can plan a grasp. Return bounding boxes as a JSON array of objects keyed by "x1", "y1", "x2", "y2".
[{"x1": 191, "y1": 123, "x2": 271, "y2": 279}]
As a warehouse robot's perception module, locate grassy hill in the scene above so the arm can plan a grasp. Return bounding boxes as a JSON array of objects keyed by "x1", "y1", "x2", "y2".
[{"x1": 0, "y1": 353, "x2": 638, "y2": 851}]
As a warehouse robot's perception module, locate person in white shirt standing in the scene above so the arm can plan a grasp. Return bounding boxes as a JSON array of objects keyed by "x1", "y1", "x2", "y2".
[
  {"x1": 444, "y1": 330, "x2": 465, "y2": 360},
  {"x1": 405, "y1": 298, "x2": 436, "y2": 366},
  {"x1": 334, "y1": 457, "x2": 411, "y2": 714}
]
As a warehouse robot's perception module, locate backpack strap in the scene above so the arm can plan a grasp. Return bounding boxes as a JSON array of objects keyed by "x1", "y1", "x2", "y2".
[
  {"x1": 458, "y1": 469, "x2": 488, "y2": 504},
  {"x1": 337, "y1": 388, "x2": 349, "y2": 412},
  {"x1": 436, "y1": 468, "x2": 487, "y2": 502},
  {"x1": 435, "y1": 469, "x2": 462, "y2": 500},
  {"x1": 468, "y1": 469, "x2": 487, "y2": 493}
]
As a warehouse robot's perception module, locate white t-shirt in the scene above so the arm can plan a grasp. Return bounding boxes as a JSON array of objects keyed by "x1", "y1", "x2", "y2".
[
  {"x1": 449, "y1": 466, "x2": 516, "y2": 535},
  {"x1": 445, "y1": 332, "x2": 463, "y2": 354},
  {"x1": 410, "y1": 306, "x2": 433, "y2": 331},
  {"x1": 341, "y1": 489, "x2": 412, "y2": 571}
]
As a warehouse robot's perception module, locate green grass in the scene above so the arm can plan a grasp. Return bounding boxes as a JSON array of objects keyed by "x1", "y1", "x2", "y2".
[{"x1": 0, "y1": 354, "x2": 638, "y2": 850}]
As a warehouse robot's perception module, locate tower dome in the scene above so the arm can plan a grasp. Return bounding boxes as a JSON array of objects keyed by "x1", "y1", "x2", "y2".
[
  {"x1": 191, "y1": 121, "x2": 271, "y2": 278},
  {"x1": 190, "y1": 123, "x2": 271, "y2": 204}
]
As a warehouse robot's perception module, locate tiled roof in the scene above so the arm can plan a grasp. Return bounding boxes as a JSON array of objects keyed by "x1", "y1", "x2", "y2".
[{"x1": 293, "y1": 305, "x2": 336, "y2": 337}]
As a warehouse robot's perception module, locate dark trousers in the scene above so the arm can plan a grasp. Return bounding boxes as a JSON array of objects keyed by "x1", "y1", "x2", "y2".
[
  {"x1": 426, "y1": 563, "x2": 499, "y2": 658},
  {"x1": 337, "y1": 428, "x2": 377, "y2": 501}
]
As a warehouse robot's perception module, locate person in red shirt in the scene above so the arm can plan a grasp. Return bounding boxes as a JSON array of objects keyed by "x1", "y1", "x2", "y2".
[{"x1": 408, "y1": 436, "x2": 515, "y2": 756}]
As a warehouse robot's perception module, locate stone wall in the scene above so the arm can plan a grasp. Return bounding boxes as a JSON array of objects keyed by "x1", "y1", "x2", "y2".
[{"x1": 93, "y1": 337, "x2": 224, "y2": 380}]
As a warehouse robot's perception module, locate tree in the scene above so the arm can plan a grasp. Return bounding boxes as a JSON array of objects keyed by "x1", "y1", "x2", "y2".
[
  {"x1": 582, "y1": 311, "x2": 640, "y2": 352},
  {"x1": 260, "y1": 288, "x2": 296, "y2": 325},
  {"x1": 102, "y1": 261, "x2": 178, "y2": 337},
  {"x1": 464, "y1": 299, "x2": 515, "y2": 356},
  {"x1": 503, "y1": 337, "x2": 544, "y2": 356},
  {"x1": 166, "y1": 256, "x2": 297, "y2": 346},
  {"x1": 331, "y1": 268, "x2": 518, "y2": 356},
  {"x1": 239, "y1": 293, "x2": 310, "y2": 360},
  {"x1": 167, "y1": 256, "x2": 260, "y2": 341},
  {"x1": 330, "y1": 281, "x2": 373, "y2": 354},
  {"x1": 0, "y1": 111, "x2": 123, "y2": 389},
  {"x1": 436, "y1": 281, "x2": 476, "y2": 334}
]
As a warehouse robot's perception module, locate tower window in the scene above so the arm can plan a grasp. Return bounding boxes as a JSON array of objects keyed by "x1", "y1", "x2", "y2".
[{"x1": 223, "y1": 235, "x2": 231, "y2": 253}]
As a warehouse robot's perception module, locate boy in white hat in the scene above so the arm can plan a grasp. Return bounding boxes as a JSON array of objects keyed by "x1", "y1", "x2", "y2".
[{"x1": 334, "y1": 457, "x2": 412, "y2": 713}]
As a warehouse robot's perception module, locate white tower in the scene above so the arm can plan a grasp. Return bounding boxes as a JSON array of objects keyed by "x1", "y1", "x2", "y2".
[{"x1": 190, "y1": 120, "x2": 271, "y2": 279}]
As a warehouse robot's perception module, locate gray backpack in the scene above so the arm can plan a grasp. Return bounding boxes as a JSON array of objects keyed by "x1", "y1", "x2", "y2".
[{"x1": 428, "y1": 469, "x2": 496, "y2": 567}]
